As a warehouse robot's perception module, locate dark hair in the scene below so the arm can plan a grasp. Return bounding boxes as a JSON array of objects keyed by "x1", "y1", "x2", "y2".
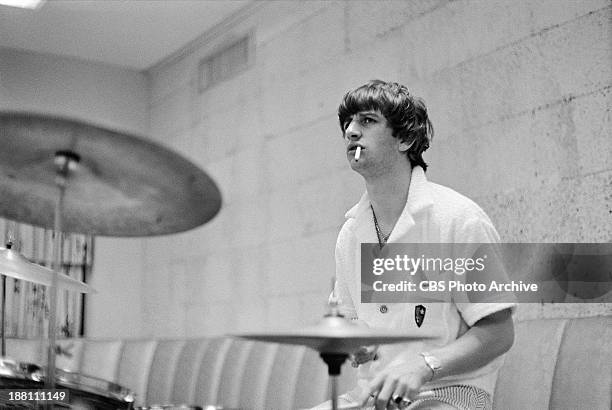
[{"x1": 338, "y1": 80, "x2": 433, "y2": 170}]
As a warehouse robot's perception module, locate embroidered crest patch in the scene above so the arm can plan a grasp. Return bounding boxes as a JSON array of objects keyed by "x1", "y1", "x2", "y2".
[{"x1": 415, "y1": 305, "x2": 426, "y2": 327}]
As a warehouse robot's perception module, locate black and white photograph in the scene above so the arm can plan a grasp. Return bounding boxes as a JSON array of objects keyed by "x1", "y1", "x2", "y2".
[{"x1": 0, "y1": 1, "x2": 610, "y2": 409}]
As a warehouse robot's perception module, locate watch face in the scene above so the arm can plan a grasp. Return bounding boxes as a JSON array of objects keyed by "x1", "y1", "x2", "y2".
[
  {"x1": 422, "y1": 353, "x2": 442, "y2": 370},
  {"x1": 428, "y1": 356, "x2": 442, "y2": 370}
]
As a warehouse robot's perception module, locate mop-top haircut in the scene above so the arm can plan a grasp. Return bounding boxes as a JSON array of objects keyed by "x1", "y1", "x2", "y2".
[{"x1": 338, "y1": 79, "x2": 433, "y2": 170}]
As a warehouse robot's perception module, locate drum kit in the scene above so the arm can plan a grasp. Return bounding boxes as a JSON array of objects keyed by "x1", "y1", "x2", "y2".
[
  {"x1": 0, "y1": 112, "x2": 426, "y2": 410},
  {"x1": 0, "y1": 111, "x2": 221, "y2": 409},
  {"x1": 235, "y1": 298, "x2": 429, "y2": 410}
]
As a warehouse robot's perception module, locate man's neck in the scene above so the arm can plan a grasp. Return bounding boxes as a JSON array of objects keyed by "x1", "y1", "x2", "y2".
[{"x1": 365, "y1": 164, "x2": 413, "y2": 232}]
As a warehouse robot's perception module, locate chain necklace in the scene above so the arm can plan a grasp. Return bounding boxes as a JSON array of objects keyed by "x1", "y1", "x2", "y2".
[{"x1": 370, "y1": 204, "x2": 391, "y2": 249}]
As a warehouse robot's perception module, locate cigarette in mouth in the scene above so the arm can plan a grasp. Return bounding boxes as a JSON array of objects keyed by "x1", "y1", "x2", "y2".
[{"x1": 355, "y1": 146, "x2": 362, "y2": 161}]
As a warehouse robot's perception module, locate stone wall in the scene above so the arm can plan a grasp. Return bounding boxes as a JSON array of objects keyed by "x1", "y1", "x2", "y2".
[{"x1": 143, "y1": 0, "x2": 611, "y2": 337}]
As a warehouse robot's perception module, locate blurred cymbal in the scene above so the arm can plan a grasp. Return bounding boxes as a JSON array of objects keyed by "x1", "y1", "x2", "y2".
[
  {"x1": 0, "y1": 112, "x2": 221, "y2": 236},
  {"x1": 235, "y1": 315, "x2": 430, "y2": 354},
  {"x1": 0, "y1": 247, "x2": 93, "y2": 293}
]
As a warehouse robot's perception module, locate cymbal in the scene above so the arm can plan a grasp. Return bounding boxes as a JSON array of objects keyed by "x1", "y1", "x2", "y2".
[
  {"x1": 0, "y1": 247, "x2": 93, "y2": 293},
  {"x1": 0, "y1": 112, "x2": 221, "y2": 236},
  {"x1": 235, "y1": 315, "x2": 430, "y2": 354}
]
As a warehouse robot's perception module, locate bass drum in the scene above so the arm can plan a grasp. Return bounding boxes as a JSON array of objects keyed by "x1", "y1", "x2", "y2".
[{"x1": 0, "y1": 357, "x2": 134, "y2": 409}]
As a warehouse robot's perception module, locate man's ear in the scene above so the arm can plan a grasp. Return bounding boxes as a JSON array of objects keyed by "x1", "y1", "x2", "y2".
[{"x1": 399, "y1": 139, "x2": 415, "y2": 152}]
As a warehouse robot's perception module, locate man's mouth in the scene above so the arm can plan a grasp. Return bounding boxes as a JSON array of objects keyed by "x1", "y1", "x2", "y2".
[
  {"x1": 347, "y1": 144, "x2": 363, "y2": 153},
  {"x1": 348, "y1": 145, "x2": 363, "y2": 161}
]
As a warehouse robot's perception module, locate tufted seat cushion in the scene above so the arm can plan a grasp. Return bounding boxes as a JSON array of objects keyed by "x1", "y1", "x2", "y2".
[
  {"x1": 5, "y1": 316, "x2": 611, "y2": 409},
  {"x1": 494, "y1": 316, "x2": 612, "y2": 409}
]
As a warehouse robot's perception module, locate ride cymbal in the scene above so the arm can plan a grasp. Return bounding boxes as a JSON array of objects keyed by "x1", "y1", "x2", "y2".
[{"x1": 0, "y1": 112, "x2": 221, "y2": 236}]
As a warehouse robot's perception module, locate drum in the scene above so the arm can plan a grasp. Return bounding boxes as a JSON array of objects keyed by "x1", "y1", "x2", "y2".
[{"x1": 0, "y1": 357, "x2": 134, "y2": 409}]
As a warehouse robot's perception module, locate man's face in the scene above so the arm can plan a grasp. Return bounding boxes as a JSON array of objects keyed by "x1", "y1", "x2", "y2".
[{"x1": 342, "y1": 110, "x2": 408, "y2": 177}]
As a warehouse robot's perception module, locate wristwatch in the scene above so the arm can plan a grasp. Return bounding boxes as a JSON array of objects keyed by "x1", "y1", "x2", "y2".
[{"x1": 419, "y1": 352, "x2": 442, "y2": 381}]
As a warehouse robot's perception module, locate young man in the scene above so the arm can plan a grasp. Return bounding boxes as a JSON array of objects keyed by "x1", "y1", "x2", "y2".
[{"x1": 328, "y1": 80, "x2": 515, "y2": 410}]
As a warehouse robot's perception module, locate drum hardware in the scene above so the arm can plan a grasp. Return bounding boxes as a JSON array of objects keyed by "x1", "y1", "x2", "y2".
[
  {"x1": 0, "y1": 111, "x2": 222, "y2": 398},
  {"x1": 0, "y1": 358, "x2": 135, "y2": 409},
  {"x1": 0, "y1": 358, "x2": 43, "y2": 380},
  {"x1": 54, "y1": 368, "x2": 135, "y2": 405},
  {"x1": 0, "y1": 241, "x2": 94, "y2": 359},
  {"x1": 46, "y1": 149, "x2": 76, "y2": 391},
  {"x1": 235, "y1": 292, "x2": 433, "y2": 410},
  {"x1": 1, "y1": 270, "x2": 4, "y2": 358}
]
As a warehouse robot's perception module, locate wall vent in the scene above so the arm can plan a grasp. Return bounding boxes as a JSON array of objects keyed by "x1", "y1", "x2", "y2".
[{"x1": 198, "y1": 36, "x2": 251, "y2": 92}]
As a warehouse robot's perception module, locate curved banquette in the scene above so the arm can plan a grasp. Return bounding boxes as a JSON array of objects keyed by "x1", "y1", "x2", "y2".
[{"x1": 5, "y1": 316, "x2": 611, "y2": 409}]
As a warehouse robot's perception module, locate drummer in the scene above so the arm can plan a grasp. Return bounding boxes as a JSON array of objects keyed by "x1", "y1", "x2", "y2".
[{"x1": 318, "y1": 80, "x2": 516, "y2": 410}]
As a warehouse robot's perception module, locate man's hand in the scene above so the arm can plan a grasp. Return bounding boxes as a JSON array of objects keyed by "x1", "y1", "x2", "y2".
[
  {"x1": 356, "y1": 308, "x2": 515, "y2": 409},
  {"x1": 349, "y1": 319, "x2": 379, "y2": 367},
  {"x1": 350, "y1": 344, "x2": 378, "y2": 367},
  {"x1": 358, "y1": 351, "x2": 433, "y2": 409}
]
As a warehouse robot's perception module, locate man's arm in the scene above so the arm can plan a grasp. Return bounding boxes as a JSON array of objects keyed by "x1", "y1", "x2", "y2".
[{"x1": 360, "y1": 308, "x2": 514, "y2": 409}]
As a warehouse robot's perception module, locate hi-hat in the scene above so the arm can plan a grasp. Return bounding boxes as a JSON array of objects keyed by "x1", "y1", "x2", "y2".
[
  {"x1": 235, "y1": 305, "x2": 433, "y2": 410},
  {"x1": 0, "y1": 112, "x2": 221, "y2": 236},
  {"x1": 0, "y1": 247, "x2": 93, "y2": 293},
  {"x1": 235, "y1": 314, "x2": 428, "y2": 354}
]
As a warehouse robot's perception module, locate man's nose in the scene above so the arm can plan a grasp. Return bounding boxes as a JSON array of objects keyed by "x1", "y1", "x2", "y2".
[{"x1": 345, "y1": 120, "x2": 361, "y2": 140}]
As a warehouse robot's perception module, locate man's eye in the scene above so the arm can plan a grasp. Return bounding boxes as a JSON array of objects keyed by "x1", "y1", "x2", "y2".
[
  {"x1": 342, "y1": 119, "x2": 352, "y2": 130},
  {"x1": 362, "y1": 117, "x2": 375, "y2": 125}
]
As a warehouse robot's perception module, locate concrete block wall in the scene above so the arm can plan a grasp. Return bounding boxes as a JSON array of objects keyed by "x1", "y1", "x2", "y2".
[{"x1": 142, "y1": 0, "x2": 611, "y2": 337}]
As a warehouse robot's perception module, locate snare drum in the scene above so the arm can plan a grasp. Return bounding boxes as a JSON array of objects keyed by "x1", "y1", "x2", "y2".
[
  {"x1": 0, "y1": 357, "x2": 134, "y2": 409},
  {"x1": 56, "y1": 368, "x2": 135, "y2": 409}
]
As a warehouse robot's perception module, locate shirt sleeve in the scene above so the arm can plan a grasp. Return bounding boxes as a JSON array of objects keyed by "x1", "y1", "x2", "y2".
[
  {"x1": 333, "y1": 223, "x2": 358, "y2": 319},
  {"x1": 453, "y1": 217, "x2": 517, "y2": 327}
]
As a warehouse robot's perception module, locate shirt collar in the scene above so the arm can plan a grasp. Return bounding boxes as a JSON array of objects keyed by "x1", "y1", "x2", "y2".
[{"x1": 344, "y1": 166, "x2": 434, "y2": 220}]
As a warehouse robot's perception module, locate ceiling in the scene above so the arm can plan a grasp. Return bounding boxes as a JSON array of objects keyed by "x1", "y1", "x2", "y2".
[{"x1": 0, "y1": 0, "x2": 253, "y2": 71}]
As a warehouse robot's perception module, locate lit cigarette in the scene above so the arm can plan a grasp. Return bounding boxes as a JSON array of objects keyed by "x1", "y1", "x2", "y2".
[{"x1": 355, "y1": 146, "x2": 362, "y2": 161}]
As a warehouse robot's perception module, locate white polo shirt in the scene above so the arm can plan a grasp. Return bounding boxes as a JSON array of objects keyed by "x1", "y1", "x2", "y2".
[{"x1": 334, "y1": 166, "x2": 516, "y2": 397}]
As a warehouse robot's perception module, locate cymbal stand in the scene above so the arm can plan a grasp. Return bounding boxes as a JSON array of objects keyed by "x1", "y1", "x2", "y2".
[
  {"x1": 45, "y1": 150, "x2": 79, "y2": 390},
  {"x1": 1, "y1": 235, "x2": 15, "y2": 358},
  {"x1": 1, "y1": 272, "x2": 5, "y2": 357},
  {"x1": 320, "y1": 290, "x2": 349, "y2": 410},
  {"x1": 320, "y1": 351, "x2": 349, "y2": 410}
]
